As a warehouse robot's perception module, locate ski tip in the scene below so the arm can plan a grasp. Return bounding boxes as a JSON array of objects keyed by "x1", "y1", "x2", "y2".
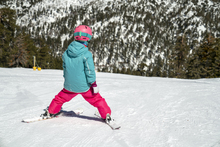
[{"x1": 113, "y1": 126, "x2": 121, "y2": 130}]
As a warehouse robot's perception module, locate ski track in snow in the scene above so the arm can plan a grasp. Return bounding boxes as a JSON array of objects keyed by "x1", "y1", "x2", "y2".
[{"x1": 0, "y1": 68, "x2": 220, "y2": 147}]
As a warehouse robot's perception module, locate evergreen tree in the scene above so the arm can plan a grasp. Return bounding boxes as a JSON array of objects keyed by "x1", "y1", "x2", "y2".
[
  {"x1": 186, "y1": 52, "x2": 202, "y2": 79},
  {"x1": 35, "y1": 37, "x2": 51, "y2": 69},
  {"x1": 137, "y1": 62, "x2": 147, "y2": 76},
  {"x1": 169, "y1": 35, "x2": 190, "y2": 78},
  {"x1": 0, "y1": 8, "x2": 18, "y2": 67},
  {"x1": 9, "y1": 33, "x2": 28, "y2": 67},
  {"x1": 24, "y1": 34, "x2": 38, "y2": 68},
  {"x1": 49, "y1": 56, "x2": 62, "y2": 69},
  {"x1": 186, "y1": 34, "x2": 220, "y2": 78},
  {"x1": 212, "y1": 38, "x2": 220, "y2": 77}
]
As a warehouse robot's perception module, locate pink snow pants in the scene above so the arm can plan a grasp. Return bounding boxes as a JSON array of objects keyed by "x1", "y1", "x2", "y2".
[{"x1": 48, "y1": 88, "x2": 111, "y2": 119}]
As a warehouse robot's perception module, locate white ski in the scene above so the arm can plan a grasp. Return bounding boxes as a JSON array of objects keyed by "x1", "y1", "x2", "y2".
[
  {"x1": 22, "y1": 109, "x2": 84, "y2": 123},
  {"x1": 94, "y1": 111, "x2": 121, "y2": 130},
  {"x1": 105, "y1": 119, "x2": 121, "y2": 130},
  {"x1": 22, "y1": 116, "x2": 56, "y2": 123}
]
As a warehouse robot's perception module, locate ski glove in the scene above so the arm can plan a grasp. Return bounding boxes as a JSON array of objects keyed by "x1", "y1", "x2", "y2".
[{"x1": 91, "y1": 81, "x2": 99, "y2": 94}]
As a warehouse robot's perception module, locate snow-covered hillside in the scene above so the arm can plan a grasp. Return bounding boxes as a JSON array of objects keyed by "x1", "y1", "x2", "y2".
[
  {"x1": 1, "y1": 0, "x2": 219, "y2": 74},
  {"x1": 0, "y1": 68, "x2": 220, "y2": 147},
  {"x1": 8, "y1": 0, "x2": 115, "y2": 25}
]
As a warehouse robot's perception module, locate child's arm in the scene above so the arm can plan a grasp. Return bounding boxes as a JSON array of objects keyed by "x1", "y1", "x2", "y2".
[
  {"x1": 62, "y1": 55, "x2": 66, "y2": 78},
  {"x1": 83, "y1": 52, "x2": 96, "y2": 84}
]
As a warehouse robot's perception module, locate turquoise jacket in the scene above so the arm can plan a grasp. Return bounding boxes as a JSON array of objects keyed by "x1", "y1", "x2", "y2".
[{"x1": 62, "y1": 41, "x2": 96, "y2": 93}]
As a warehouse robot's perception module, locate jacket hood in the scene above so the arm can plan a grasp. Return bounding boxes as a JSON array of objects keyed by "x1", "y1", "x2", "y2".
[{"x1": 67, "y1": 41, "x2": 88, "y2": 57}]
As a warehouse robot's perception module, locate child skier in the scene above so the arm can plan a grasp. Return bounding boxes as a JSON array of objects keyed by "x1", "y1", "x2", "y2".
[{"x1": 41, "y1": 25, "x2": 112, "y2": 122}]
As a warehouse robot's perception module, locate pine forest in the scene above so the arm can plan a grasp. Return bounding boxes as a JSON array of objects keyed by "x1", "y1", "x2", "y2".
[{"x1": 0, "y1": 0, "x2": 219, "y2": 79}]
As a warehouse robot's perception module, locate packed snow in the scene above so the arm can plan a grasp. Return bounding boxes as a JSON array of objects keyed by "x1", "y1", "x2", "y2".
[{"x1": 0, "y1": 68, "x2": 220, "y2": 147}]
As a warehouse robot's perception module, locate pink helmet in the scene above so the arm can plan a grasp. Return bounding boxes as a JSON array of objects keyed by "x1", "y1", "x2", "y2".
[{"x1": 74, "y1": 25, "x2": 92, "y2": 41}]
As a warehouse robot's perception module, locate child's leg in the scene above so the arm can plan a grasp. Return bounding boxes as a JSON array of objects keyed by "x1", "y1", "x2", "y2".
[
  {"x1": 48, "y1": 88, "x2": 78, "y2": 114},
  {"x1": 81, "y1": 88, "x2": 111, "y2": 119}
]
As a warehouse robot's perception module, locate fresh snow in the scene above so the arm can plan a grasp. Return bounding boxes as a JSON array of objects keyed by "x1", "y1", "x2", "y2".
[{"x1": 0, "y1": 68, "x2": 220, "y2": 147}]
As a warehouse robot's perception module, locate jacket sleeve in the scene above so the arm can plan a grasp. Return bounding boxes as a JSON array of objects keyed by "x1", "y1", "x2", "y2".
[
  {"x1": 62, "y1": 54, "x2": 66, "y2": 78},
  {"x1": 83, "y1": 51, "x2": 96, "y2": 84}
]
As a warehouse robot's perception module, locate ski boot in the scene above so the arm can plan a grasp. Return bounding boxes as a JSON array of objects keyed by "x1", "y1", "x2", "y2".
[
  {"x1": 40, "y1": 109, "x2": 61, "y2": 119},
  {"x1": 105, "y1": 113, "x2": 114, "y2": 124},
  {"x1": 105, "y1": 113, "x2": 121, "y2": 129}
]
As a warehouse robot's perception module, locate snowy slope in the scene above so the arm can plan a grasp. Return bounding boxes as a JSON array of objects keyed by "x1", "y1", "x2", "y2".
[{"x1": 0, "y1": 68, "x2": 220, "y2": 147}]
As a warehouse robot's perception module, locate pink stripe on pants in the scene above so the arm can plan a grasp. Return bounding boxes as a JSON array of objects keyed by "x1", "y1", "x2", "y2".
[{"x1": 48, "y1": 88, "x2": 111, "y2": 119}]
